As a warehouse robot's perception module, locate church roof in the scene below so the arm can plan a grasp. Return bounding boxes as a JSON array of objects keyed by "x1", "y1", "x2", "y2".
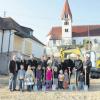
[
  {"x1": 61, "y1": 0, "x2": 72, "y2": 20},
  {"x1": 48, "y1": 25, "x2": 100, "y2": 40}
]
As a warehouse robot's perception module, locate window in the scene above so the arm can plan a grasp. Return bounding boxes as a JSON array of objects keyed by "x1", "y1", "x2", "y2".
[
  {"x1": 72, "y1": 40, "x2": 76, "y2": 45},
  {"x1": 53, "y1": 40, "x2": 56, "y2": 46},
  {"x1": 65, "y1": 14, "x2": 68, "y2": 19},
  {"x1": 65, "y1": 29, "x2": 68, "y2": 32},
  {"x1": 64, "y1": 21, "x2": 69, "y2": 25}
]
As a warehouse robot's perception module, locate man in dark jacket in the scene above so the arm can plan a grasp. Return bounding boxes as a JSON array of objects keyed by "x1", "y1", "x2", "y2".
[
  {"x1": 28, "y1": 55, "x2": 38, "y2": 77},
  {"x1": 9, "y1": 55, "x2": 17, "y2": 91},
  {"x1": 62, "y1": 55, "x2": 74, "y2": 84},
  {"x1": 74, "y1": 55, "x2": 83, "y2": 86},
  {"x1": 83, "y1": 55, "x2": 92, "y2": 88}
]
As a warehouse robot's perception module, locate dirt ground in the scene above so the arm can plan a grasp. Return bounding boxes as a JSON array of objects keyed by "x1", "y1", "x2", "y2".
[{"x1": 0, "y1": 75, "x2": 100, "y2": 100}]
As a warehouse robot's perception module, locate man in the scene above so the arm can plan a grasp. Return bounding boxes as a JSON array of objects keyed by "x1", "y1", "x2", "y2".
[
  {"x1": 28, "y1": 55, "x2": 38, "y2": 77},
  {"x1": 83, "y1": 54, "x2": 92, "y2": 88},
  {"x1": 62, "y1": 55, "x2": 74, "y2": 84},
  {"x1": 9, "y1": 55, "x2": 17, "y2": 91},
  {"x1": 74, "y1": 55, "x2": 83, "y2": 86}
]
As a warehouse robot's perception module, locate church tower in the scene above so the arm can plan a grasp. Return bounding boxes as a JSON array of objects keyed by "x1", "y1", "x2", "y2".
[{"x1": 61, "y1": 0, "x2": 72, "y2": 45}]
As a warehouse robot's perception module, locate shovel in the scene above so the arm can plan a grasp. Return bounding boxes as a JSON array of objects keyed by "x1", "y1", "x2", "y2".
[
  {"x1": 84, "y1": 66, "x2": 88, "y2": 91},
  {"x1": 68, "y1": 67, "x2": 73, "y2": 91}
]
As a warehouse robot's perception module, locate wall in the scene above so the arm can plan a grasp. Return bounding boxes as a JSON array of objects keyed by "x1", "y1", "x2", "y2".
[
  {"x1": 23, "y1": 38, "x2": 32, "y2": 55},
  {"x1": 62, "y1": 14, "x2": 72, "y2": 45},
  {"x1": 73, "y1": 36, "x2": 100, "y2": 45},
  {"x1": 0, "y1": 30, "x2": 14, "y2": 53},
  {"x1": 13, "y1": 34, "x2": 24, "y2": 53},
  {"x1": 32, "y1": 40, "x2": 45, "y2": 58}
]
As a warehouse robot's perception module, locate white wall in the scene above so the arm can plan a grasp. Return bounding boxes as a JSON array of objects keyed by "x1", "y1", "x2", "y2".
[
  {"x1": 32, "y1": 40, "x2": 45, "y2": 58},
  {"x1": 73, "y1": 36, "x2": 100, "y2": 45},
  {"x1": 0, "y1": 30, "x2": 14, "y2": 53},
  {"x1": 62, "y1": 14, "x2": 72, "y2": 44},
  {"x1": 0, "y1": 30, "x2": 2, "y2": 52}
]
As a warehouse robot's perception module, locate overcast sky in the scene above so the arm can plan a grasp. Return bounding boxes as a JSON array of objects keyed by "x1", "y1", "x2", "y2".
[{"x1": 0, "y1": 0, "x2": 100, "y2": 44}]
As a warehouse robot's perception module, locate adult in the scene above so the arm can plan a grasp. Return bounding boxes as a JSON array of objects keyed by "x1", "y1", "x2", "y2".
[
  {"x1": 9, "y1": 55, "x2": 17, "y2": 91},
  {"x1": 28, "y1": 55, "x2": 38, "y2": 77},
  {"x1": 83, "y1": 54, "x2": 92, "y2": 88},
  {"x1": 74, "y1": 55, "x2": 83, "y2": 86},
  {"x1": 21, "y1": 59, "x2": 27, "y2": 71},
  {"x1": 40, "y1": 56, "x2": 48, "y2": 80},
  {"x1": 61, "y1": 55, "x2": 74, "y2": 84}
]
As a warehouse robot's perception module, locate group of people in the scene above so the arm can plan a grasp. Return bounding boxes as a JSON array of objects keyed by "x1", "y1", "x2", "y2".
[{"x1": 8, "y1": 54, "x2": 92, "y2": 92}]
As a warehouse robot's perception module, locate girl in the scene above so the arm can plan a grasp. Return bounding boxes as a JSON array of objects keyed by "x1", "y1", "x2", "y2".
[
  {"x1": 25, "y1": 65, "x2": 34, "y2": 91},
  {"x1": 46, "y1": 66, "x2": 52, "y2": 90},
  {"x1": 63, "y1": 69, "x2": 69, "y2": 89},
  {"x1": 58, "y1": 70, "x2": 64, "y2": 89},
  {"x1": 36, "y1": 65, "x2": 42, "y2": 90}
]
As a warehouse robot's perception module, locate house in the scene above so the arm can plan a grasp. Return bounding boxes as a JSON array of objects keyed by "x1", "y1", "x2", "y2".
[
  {"x1": 47, "y1": 0, "x2": 100, "y2": 50},
  {"x1": 0, "y1": 17, "x2": 45, "y2": 74}
]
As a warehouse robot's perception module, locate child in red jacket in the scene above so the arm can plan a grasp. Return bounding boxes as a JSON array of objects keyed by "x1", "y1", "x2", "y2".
[{"x1": 46, "y1": 66, "x2": 52, "y2": 90}]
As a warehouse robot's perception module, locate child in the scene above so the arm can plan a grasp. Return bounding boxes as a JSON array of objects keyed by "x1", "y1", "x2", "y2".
[
  {"x1": 46, "y1": 66, "x2": 52, "y2": 90},
  {"x1": 25, "y1": 65, "x2": 34, "y2": 91},
  {"x1": 78, "y1": 71, "x2": 85, "y2": 90},
  {"x1": 17, "y1": 65, "x2": 26, "y2": 91},
  {"x1": 36, "y1": 65, "x2": 42, "y2": 90},
  {"x1": 58, "y1": 70, "x2": 64, "y2": 89},
  {"x1": 63, "y1": 69, "x2": 69, "y2": 89}
]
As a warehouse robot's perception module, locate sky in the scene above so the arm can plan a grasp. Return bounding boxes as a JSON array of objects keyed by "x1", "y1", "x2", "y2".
[{"x1": 0, "y1": 0, "x2": 100, "y2": 44}]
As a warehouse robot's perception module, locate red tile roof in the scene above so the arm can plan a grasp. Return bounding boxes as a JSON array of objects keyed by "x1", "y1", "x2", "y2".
[
  {"x1": 61, "y1": 0, "x2": 72, "y2": 20},
  {"x1": 48, "y1": 26, "x2": 62, "y2": 40},
  {"x1": 72, "y1": 25, "x2": 100, "y2": 37},
  {"x1": 48, "y1": 25, "x2": 100, "y2": 40}
]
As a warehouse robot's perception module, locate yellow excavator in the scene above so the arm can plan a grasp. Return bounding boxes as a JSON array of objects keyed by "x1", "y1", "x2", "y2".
[
  {"x1": 60, "y1": 47, "x2": 100, "y2": 78},
  {"x1": 60, "y1": 47, "x2": 83, "y2": 62}
]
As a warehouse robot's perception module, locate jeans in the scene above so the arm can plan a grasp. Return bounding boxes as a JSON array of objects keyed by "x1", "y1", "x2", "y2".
[
  {"x1": 58, "y1": 81, "x2": 63, "y2": 89},
  {"x1": 9, "y1": 73, "x2": 17, "y2": 91},
  {"x1": 76, "y1": 71, "x2": 80, "y2": 86},
  {"x1": 53, "y1": 78, "x2": 58, "y2": 88},
  {"x1": 78, "y1": 81, "x2": 84, "y2": 90},
  {"x1": 37, "y1": 80, "x2": 42, "y2": 90},
  {"x1": 18, "y1": 79, "x2": 24, "y2": 91},
  {"x1": 46, "y1": 80, "x2": 52, "y2": 89},
  {"x1": 27, "y1": 85, "x2": 32, "y2": 91}
]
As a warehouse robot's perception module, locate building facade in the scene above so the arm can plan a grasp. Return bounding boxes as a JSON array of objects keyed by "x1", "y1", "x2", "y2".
[{"x1": 0, "y1": 17, "x2": 45, "y2": 74}]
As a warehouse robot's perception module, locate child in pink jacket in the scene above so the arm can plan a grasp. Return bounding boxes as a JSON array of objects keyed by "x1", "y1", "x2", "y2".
[{"x1": 46, "y1": 66, "x2": 52, "y2": 90}]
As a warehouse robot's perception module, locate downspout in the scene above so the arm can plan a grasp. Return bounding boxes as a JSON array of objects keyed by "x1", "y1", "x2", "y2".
[
  {"x1": 7, "y1": 30, "x2": 11, "y2": 56},
  {"x1": 1, "y1": 29, "x2": 4, "y2": 53}
]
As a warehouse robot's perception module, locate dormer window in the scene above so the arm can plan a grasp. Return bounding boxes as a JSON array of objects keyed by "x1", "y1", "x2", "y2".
[{"x1": 30, "y1": 31, "x2": 33, "y2": 36}]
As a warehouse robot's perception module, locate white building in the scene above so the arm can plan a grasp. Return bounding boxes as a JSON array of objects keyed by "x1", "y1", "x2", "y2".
[{"x1": 0, "y1": 17, "x2": 45, "y2": 74}]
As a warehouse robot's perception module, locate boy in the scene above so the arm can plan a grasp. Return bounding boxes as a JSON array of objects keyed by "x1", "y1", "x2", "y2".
[
  {"x1": 78, "y1": 71, "x2": 85, "y2": 90},
  {"x1": 17, "y1": 65, "x2": 26, "y2": 92}
]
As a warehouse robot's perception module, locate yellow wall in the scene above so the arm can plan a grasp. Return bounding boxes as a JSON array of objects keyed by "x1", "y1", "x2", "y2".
[
  {"x1": 13, "y1": 35, "x2": 23, "y2": 52},
  {"x1": 24, "y1": 39, "x2": 32, "y2": 55},
  {"x1": 13, "y1": 35, "x2": 32, "y2": 56}
]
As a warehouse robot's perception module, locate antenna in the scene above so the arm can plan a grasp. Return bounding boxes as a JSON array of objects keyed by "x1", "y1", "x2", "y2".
[{"x1": 3, "y1": 11, "x2": 6, "y2": 17}]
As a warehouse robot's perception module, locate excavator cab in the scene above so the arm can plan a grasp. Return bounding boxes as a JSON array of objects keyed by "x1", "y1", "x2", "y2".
[{"x1": 60, "y1": 47, "x2": 83, "y2": 62}]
